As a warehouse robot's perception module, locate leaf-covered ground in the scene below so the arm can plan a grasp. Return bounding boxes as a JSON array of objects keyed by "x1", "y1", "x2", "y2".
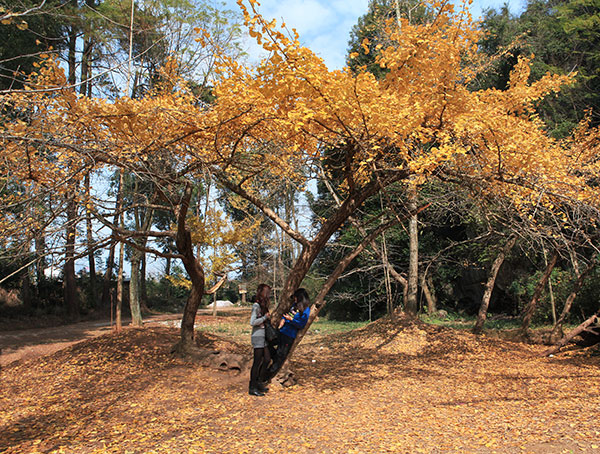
[{"x1": 1, "y1": 315, "x2": 599, "y2": 454}]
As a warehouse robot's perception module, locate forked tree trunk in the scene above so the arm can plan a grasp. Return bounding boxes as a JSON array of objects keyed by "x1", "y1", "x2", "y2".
[
  {"x1": 275, "y1": 243, "x2": 314, "y2": 320},
  {"x1": 520, "y1": 251, "x2": 558, "y2": 335},
  {"x1": 271, "y1": 178, "x2": 403, "y2": 321},
  {"x1": 473, "y1": 235, "x2": 516, "y2": 334},
  {"x1": 550, "y1": 261, "x2": 595, "y2": 341},
  {"x1": 319, "y1": 168, "x2": 411, "y2": 316},
  {"x1": 291, "y1": 219, "x2": 398, "y2": 356},
  {"x1": 217, "y1": 170, "x2": 406, "y2": 341}
]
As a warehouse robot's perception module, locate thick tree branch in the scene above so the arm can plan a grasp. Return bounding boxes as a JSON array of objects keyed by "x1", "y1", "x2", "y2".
[
  {"x1": 214, "y1": 173, "x2": 310, "y2": 248},
  {"x1": 111, "y1": 233, "x2": 183, "y2": 260},
  {"x1": 318, "y1": 163, "x2": 411, "y2": 289},
  {"x1": 91, "y1": 208, "x2": 176, "y2": 239},
  {"x1": 205, "y1": 274, "x2": 227, "y2": 295}
]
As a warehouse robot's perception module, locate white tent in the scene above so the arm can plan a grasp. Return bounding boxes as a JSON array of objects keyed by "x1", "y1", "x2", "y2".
[{"x1": 205, "y1": 300, "x2": 234, "y2": 308}]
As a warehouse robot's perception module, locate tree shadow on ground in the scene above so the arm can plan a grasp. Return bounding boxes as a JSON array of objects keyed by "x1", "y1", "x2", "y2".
[
  {"x1": 0, "y1": 322, "x2": 114, "y2": 351},
  {"x1": 292, "y1": 316, "x2": 600, "y2": 395},
  {"x1": 0, "y1": 328, "x2": 200, "y2": 452}
]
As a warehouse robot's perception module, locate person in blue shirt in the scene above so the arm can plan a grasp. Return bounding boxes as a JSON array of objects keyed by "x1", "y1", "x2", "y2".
[{"x1": 268, "y1": 288, "x2": 310, "y2": 378}]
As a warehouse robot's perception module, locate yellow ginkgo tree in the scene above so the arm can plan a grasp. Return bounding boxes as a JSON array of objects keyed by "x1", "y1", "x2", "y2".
[
  {"x1": 1, "y1": 0, "x2": 598, "y2": 354},
  {"x1": 202, "y1": 0, "x2": 599, "y2": 326}
]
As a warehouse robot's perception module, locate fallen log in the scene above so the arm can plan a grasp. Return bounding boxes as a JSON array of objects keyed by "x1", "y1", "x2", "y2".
[{"x1": 543, "y1": 310, "x2": 600, "y2": 356}]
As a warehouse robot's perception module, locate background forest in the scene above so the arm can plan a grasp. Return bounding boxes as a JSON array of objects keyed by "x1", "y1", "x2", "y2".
[{"x1": 0, "y1": 0, "x2": 599, "y2": 345}]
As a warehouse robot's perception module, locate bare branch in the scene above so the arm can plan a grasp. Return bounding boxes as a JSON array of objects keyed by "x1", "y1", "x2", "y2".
[
  {"x1": 1, "y1": 1, "x2": 47, "y2": 21},
  {"x1": 214, "y1": 173, "x2": 310, "y2": 248}
]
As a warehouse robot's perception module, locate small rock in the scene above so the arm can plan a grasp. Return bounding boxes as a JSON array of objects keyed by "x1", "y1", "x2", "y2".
[{"x1": 436, "y1": 310, "x2": 449, "y2": 319}]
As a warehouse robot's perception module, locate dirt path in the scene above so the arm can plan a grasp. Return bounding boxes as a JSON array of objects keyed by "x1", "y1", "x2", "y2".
[
  {"x1": 0, "y1": 307, "x2": 247, "y2": 367},
  {"x1": 0, "y1": 314, "x2": 179, "y2": 367}
]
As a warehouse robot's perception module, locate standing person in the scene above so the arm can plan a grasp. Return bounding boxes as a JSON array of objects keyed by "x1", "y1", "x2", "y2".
[
  {"x1": 249, "y1": 283, "x2": 271, "y2": 396},
  {"x1": 268, "y1": 288, "x2": 310, "y2": 377}
]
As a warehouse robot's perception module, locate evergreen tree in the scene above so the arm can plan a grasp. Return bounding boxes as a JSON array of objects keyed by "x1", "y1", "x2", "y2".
[{"x1": 0, "y1": 0, "x2": 66, "y2": 91}]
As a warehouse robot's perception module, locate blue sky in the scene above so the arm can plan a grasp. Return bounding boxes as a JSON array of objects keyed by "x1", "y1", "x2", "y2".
[{"x1": 224, "y1": 0, "x2": 527, "y2": 70}]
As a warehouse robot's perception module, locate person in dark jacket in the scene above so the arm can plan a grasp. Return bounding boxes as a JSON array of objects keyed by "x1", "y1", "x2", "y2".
[
  {"x1": 248, "y1": 283, "x2": 271, "y2": 396},
  {"x1": 268, "y1": 288, "x2": 310, "y2": 378}
]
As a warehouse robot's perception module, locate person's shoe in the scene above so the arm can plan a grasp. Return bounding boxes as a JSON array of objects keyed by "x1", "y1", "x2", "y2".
[
  {"x1": 248, "y1": 388, "x2": 265, "y2": 396},
  {"x1": 257, "y1": 382, "x2": 269, "y2": 393}
]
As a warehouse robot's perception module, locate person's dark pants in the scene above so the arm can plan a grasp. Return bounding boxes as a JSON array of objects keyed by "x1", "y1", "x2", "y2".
[
  {"x1": 268, "y1": 332, "x2": 294, "y2": 378},
  {"x1": 267, "y1": 342, "x2": 277, "y2": 363},
  {"x1": 249, "y1": 346, "x2": 270, "y2": 390}
]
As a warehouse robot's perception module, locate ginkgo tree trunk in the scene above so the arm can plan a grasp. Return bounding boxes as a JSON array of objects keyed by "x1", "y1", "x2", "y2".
[
  {"x1": 173, "y1": 185, "x2": 206, "y2": 352},
  {"x1": 217, "y1": 168, "x2": 407, "y2": 322},
  {"x1": 473, "y1": 235, "x2": 516, "y2": 334},
  {"x1": 520, "y1": 250, "x2": 559, "y2": 335},
  {"x1": 406, "y1": 181, "x2": 419, "y2": 315}
]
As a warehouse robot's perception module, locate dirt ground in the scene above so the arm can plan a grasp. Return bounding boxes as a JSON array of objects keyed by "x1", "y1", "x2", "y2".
[
  {"x1": 0, "y1": 314, "x2": 177, "y2": 368},
  {"x1": 1, "y1": 314, "x2": 599, "y2": 454},
  {"x1": 0, "y1": 308, "x2": 245, "y2": 367}
]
